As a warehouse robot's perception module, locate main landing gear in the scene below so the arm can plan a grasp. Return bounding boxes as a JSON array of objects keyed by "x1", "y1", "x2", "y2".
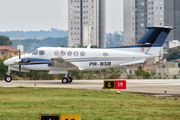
[
  {"x1": 62, "y1": 77, "x2": 73, "y2": 84},
  {"x1": 5, "y1": 69, "x2": 12, "y2": 82},
  {"x1": 62, "y1": 72, "x2": 73, "y2": 84}
]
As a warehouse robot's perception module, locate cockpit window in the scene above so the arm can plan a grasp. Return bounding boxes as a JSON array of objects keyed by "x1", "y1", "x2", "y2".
[
  {"x1": 39, "y1": 50, "x2": 45, "y2": 55},
  {"x1": 32, "y1": 49, "x2": 38, "y2": 55}
]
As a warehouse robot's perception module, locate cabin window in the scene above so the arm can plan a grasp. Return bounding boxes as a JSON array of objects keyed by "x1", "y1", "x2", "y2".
[
  {"x1": 60, "y1": 50, "x2": 66, "y2": 56},
  {"x1": 67, "y1": 51, "x2": 72, "y2": 56},
  {"x1": 74, "y1": 51, "x2": 79, "y2": 56},
  {"x1": 54, "y1": 51, "x2": 59, "y2": 56},
  {"x1": 103, "y1": 53, "x2": 108, "y2": 56},
  {"x1": 80, "y1": 51, "x2": 85, "y2": 56},
  {"x1": 39, "y1": 50, "x2": 45, "y2": 55}
]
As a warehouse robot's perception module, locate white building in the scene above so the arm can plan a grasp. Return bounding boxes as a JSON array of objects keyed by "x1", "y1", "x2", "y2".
[
  {"x1": 124, "y1": 0, "x2": 164, "y2": 46},
  {"x1": 68, "y1": 0, "x2": 106, "y2": 48}
]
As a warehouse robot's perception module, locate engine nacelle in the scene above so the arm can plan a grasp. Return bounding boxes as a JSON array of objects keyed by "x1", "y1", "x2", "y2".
[{"x1": 9, "y1": 66, "x2": 30, "y2": 72}]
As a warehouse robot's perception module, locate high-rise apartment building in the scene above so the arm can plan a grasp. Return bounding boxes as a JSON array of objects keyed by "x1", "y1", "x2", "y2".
[
  {"x1": 164, "y1": 0, "x2": 180, "y2": 41},
  {"x1": 68, "y1": 0, "x2": 106, "y2": 48},
  {"x1": 123, "y1": 0, "x2": 179, "y2": 46}
]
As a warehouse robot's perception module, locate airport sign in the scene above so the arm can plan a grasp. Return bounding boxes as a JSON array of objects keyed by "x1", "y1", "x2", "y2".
[
  {"x1": 104, "y1": 81, "x2": 115, "y2": 89},
  {"x1": 115, "y1": 80, "x2": 126, "y2": 89},
  {"x1": 40, "y1": 114, "x2": 80, "y2": 120},
  {"x1": 104, "y1": 80, "x2": 126, "y2": 89}
]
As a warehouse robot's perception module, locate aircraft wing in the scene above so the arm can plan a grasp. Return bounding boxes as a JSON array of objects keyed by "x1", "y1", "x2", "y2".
[{"x1": 50, "y1": 55, "x2": 78, "y2": 69}]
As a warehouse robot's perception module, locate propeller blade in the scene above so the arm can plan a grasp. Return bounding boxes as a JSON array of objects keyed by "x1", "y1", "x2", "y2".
[
  {"x1": 19, "y1": 63, "x2": 21, "y2": 77},
  {"x1": 19, "y1": 49, "x2": 21, "y2": 59},
  {"x1": 19, "y1": 49, "x2": 21, "y2": 77}
]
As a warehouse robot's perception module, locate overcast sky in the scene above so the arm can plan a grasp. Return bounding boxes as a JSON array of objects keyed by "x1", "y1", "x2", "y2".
[{"x1": 0, "y1": 0, "x2": 123, "y2": 33}]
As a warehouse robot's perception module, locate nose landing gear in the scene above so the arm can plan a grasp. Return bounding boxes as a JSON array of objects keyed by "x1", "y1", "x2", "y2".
[
  {"x1": 5, "y1": 76, "x2": 12, "y2": 82},
  {"x1": 5, "y1": 68, "x2": 12, "y2": 82}
]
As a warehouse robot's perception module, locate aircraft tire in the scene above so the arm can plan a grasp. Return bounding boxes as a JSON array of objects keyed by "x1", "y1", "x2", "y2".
[
  {"x1": 62, "y1": 78, "x2": 68, "y2": 84},
  {"x1": 5, "y1": 76, "x2": 12, "y2": 82},
  {"x1": 68, "y1": 77, "x2": 73, "y2": 83}
]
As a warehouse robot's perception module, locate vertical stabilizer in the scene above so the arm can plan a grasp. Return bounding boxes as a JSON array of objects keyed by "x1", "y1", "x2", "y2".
[
  {"x1": 143, "y1": 26, "x2": 176, "y2": 55},
  {"x1": 112, "y1": 26, "x2": 175, "y2": 55}
]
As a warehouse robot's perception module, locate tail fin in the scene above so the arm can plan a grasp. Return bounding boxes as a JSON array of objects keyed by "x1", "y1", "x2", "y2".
[
  {"x1": 118, "y1": 26, "x2": 175, "y2": 66},
  {"x1": 125, "y1": 26, "x2": 176, "y2": 54},
  {"x1": 112, "y1": 26, "x2": 175, "y2": 54},
  {"x1": 137, "y1": 26, "x2": 176, "y2": 55},
  {"x1": 137, "y1": 26, "x2": 175, "y2": 46}
]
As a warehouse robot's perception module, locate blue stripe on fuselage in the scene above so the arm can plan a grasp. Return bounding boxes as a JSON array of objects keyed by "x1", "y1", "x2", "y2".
[{"x1": 21, "y1": 58, "x2": 51, "y2": 65}]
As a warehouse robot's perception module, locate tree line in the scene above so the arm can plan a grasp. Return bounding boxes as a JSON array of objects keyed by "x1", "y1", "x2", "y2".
[
  {"x1": 12, "y1": 37, "x2": 68, "y2": 52},
  {"x1": 0, "y1": 28, "x2": 68, "y2": 38},
  {"x1": 106, "y1": 31, "x2": 123, "y2": 47}
]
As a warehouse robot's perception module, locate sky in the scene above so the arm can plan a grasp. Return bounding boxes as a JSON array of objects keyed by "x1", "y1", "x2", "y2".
[{"x1": 0, "y1": 0, "x2": 123, "y2": 33}]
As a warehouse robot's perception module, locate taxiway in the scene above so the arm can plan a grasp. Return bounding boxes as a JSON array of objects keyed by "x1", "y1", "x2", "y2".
[{"x1": 0, "y1": 79, "x2": 180, "y2": 95}]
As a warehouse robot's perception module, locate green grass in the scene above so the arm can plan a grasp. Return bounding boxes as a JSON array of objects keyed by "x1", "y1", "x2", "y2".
[{"x1": 0, "y1": 87, "x2": 180, "y2": 120}]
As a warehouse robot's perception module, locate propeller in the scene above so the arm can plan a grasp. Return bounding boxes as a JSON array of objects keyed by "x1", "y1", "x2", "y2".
[{"x1": 19, "y1": 49, "x2": 21, "y2": 77}]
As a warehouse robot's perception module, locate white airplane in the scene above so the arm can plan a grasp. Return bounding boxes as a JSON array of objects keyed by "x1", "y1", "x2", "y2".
[{"x1": 3, "y1": 26, "x2": 175, "y2": 83}]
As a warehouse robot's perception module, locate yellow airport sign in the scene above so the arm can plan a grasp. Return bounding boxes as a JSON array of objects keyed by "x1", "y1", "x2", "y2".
[
  {"x1": 40, "y1": 114, "x2": 80, "y2": 120},
  {"x1": 60, "y1": 115, "x2": 81, "y2": 120}
]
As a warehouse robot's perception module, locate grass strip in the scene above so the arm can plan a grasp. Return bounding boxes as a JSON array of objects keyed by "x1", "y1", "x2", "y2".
[{"x1": 0, "y1": 87, "x2": 179, "y2": 120}]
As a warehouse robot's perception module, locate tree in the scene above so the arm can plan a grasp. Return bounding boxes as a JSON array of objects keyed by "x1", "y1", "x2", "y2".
[
  {"x1": 0, "y1": 35, "x2": 12, "y2": 46},
  {"x1": 77, "y1": 45, "x2": 98, "y2": 48},
  {"x1": 0, "y1": 56, "x2": 8, "y2": 80},
  {"x1": 135, "y1": 68, "x2": 142, "y2": 78},
  {"x1": 106, "y1": 31, "x2": 123, "y2": 47},
  {"x1": 166, "y1": 49, "x2": 180, "y2": 61},
  {"x1": 134, "y1": 68, "x2": 151, "y2": 79},
  {"x1": 91, "y1": 45, "x2": 98, "y2": 48},
  {"x1": 59, "y1": 45, "x2": 66, "y2": 47}
]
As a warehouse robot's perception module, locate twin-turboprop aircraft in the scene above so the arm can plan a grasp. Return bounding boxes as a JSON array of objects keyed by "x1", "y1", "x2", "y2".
[{"x1": 3, "y1": 26, "x2": 175, "y2": 83}]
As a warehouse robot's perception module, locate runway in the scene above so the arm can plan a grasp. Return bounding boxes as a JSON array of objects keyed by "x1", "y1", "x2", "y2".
[{"x1": 0, "y1": 79, "x2": 180, "y2": 95}]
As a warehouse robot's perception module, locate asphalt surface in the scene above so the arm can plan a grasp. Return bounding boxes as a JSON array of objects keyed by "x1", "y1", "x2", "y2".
[{"x1": 0, "y1": 79, "x2": 180, "y2": 97}]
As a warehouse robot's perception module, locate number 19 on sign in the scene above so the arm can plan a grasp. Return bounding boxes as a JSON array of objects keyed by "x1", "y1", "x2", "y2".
[{"x1": 115, "y1": 80, "x2": 126, "y2": 89}]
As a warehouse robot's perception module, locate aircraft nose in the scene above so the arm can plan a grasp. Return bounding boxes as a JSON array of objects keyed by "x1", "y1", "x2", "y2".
[
  {"x1": 3, "y1": 59, "x2": 10, "y2": 66},
  {"x1": 3, "y1": 56, "x2": 20, "y2": 66}
]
